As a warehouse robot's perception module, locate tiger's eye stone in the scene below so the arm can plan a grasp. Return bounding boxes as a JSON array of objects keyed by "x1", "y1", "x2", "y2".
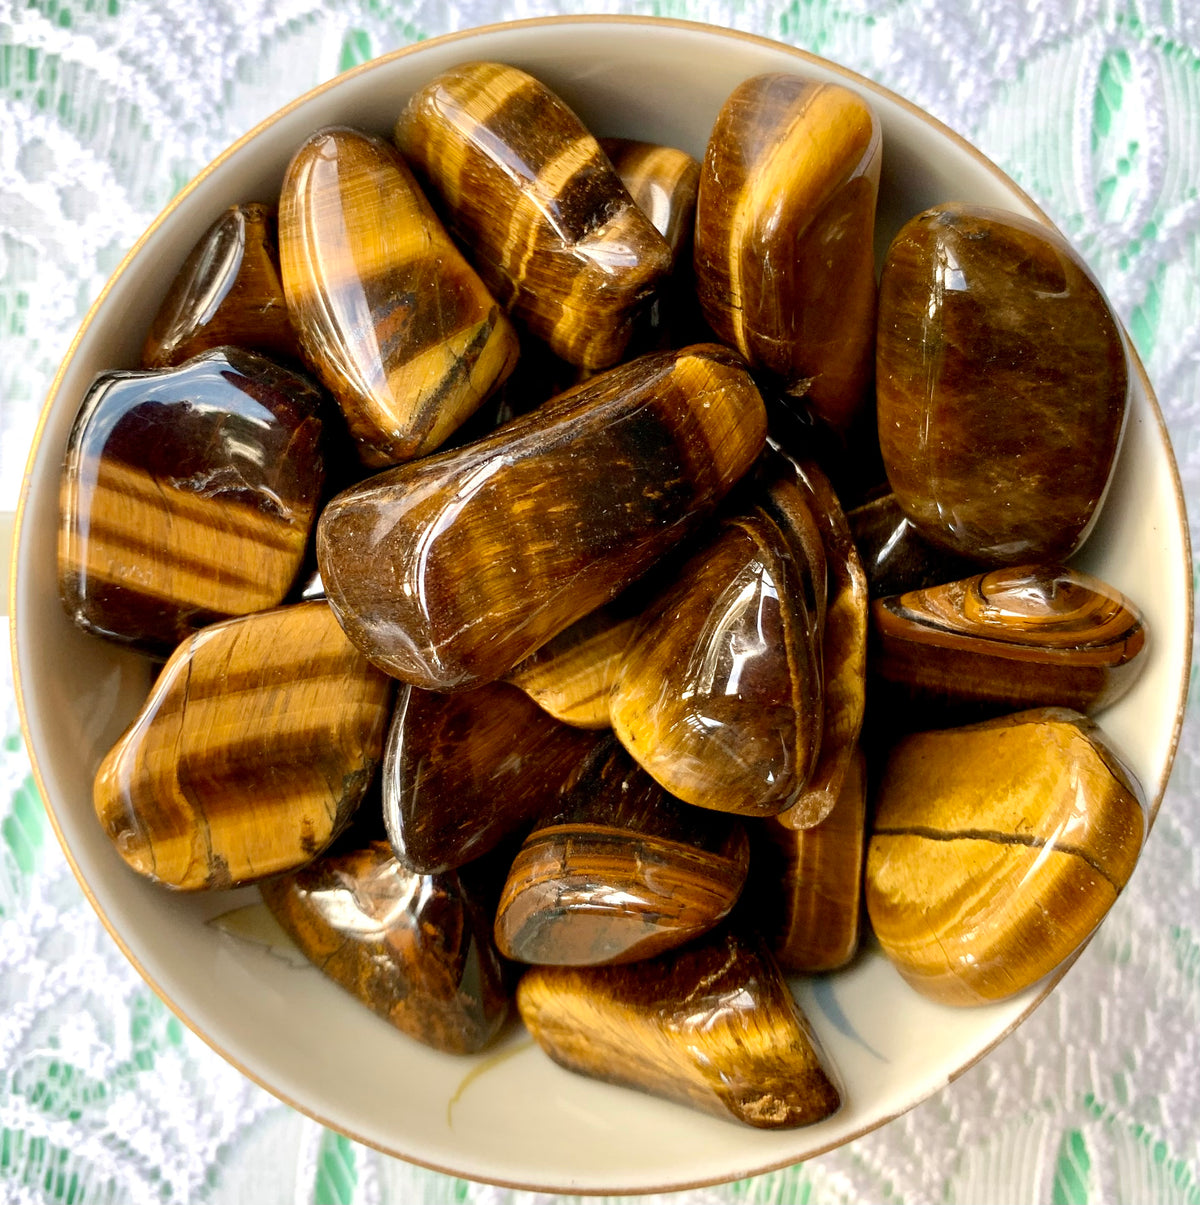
[
  {"x1": 59, "y1": 348, "x2": 325, "y2": 652},
  {"x1": 280, "y1": 126, "x2": 519, "y2": 467},
  {"x1": 517, "y1": 928, "x2": 841, "y2": 1128},
  {"x1": 494, "y1": 740, "x2": 749, "y2": 966},
  {"x1": 599, "y1": 138, "x2": 701, "y2": 261},
  {"x1": 394, "y1": 62, "x2": 673, "y2": 371},
  {"x1": 865, "y1": 708, "x2": 1145, "y2": 1005},
  {"x1": 383, "y1": 680, "x2": 601, "y2": 873},
  {"x1": 141, "y1": 203, "x2": 299, "y2": 369},
  {"x1": 876, "y1": 203, "x2": 1129, "y2": 564},
  {"x1": 695, "y1": 74, "x2": 880, "y2": 429},
  {"x1": 93, "y1": 601, "x2": 392, "y2": 891},
  {"x1": 261, "y1": 841, "x2": 510, "y2": 1054},
  {"x1": 317, "y1": 344, "x2": 767, "y2": 690},
  {"x1": 610, "y1": 459, "x2": 826, "y2": 816},
  {"x1": 871, "y1": 565, "x2": 1147, "y2": 717}
]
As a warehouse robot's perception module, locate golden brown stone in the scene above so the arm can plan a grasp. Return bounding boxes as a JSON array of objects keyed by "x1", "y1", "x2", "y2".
[{"x1": 599, "y1": 138, "x2": 701, "y2": 261}]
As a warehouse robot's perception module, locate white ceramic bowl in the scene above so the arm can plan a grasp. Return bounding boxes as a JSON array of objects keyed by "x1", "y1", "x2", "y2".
[{"x1": 10, "y1": 16, "x2": 1192, "y2": 1194}]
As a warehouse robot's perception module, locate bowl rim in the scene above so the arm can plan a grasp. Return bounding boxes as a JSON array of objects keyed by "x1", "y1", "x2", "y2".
[{"x1": 8, "y1": 13, "x2": 1194, "y2": 1194}]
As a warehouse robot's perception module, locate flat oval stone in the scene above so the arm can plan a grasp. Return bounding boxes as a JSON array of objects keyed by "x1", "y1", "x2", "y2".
[
  {"x1": 394, "y1": 62, "x2": 673, "y2": 371},
  {"x1": 865, "y1": 708, "x2": 1145, "y2": 1005},
  {"x1": 876, "y1": 203, "x2": 1129, "y2": 564},
  {"x1": 871, "y1": 564, "x2": 1147, "y2": 717},
  {"x1": 59, "y1": 347, "x2": 325, "y2": 652},
  {"x1": 280, "y1": 126, "x2": 519, "y2": 467},
  {"x1": 141, "y1": 203, "x2": 299, "y2": 369},
  {"x1": 695, "y1": 74, "x2": 880, "y2": 429},
  {"x1": 383, "y1": 680, "x2": 601, "y2": 873},
  {"x1": 93, "y1": 601, "x2": 393, "y2": 890},
  {"x1": 261, "y1": 841, "x2": 510, "y2": 1054},
  {"x1": 517, "y1": 928, "x2": 841, "y2": 1128},
  {"x1": 317, "y1": 344, "x2": 767, "y2": 690},
  {"x1": 494, "y1": 739, "x2": 749, "y2": 965}
]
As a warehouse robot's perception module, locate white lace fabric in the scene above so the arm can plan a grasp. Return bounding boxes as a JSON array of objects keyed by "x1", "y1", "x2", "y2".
[{"x1": 1, "y1": 1, "x2": 1198, "y2": 1202}]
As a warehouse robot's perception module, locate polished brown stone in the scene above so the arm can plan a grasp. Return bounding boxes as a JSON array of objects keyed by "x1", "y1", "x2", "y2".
[
  {"x1": 517, "y1": 928, "x2": 841, "y2": 1128},
  {"x1": 382, "y1": 680, "x2": 600, "y2": 873},
  {"x1": 494, "y1": 739, "x2": 749, "y2": 965},
  {"x1": 59, "y1": 348, "x2": 325, "y2": 652},
  {"x1": 279, "y1": 126, "x2": 518, "y2": 467},
  {"x1": 317, "y1": 344, "x2": 767, "y2": 690},
  {"x1": 93, "y1": 601, "x2": 393, "y2": 890},
  {"x1": 876, "y1": 203, "x2": 1129, "y2": 564},
  {"x1": 866, "y1": 708, "x2": 1145, "y2": 1005},
  {"x1": 141, "y1": 203, "x2": 299, "y2": 369},
  {"x1": 600, "y1": 138, "x2": 701, "y2": 262},
  {"x1": 394, "y1": 62, "x2": 673, "y2": 370},
  {"x1": 261, "y1": 840, "x2": 510, "y2": 1054},
  {"x1": 695, "y1": 74, "x2": 880, "y2": 429}
]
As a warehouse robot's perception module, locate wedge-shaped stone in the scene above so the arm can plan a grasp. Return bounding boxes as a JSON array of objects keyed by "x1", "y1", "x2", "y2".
[
  {"x1": 695, "y1": 74, "x2": 880, "y2": 429},
  {"x1": 383, "y1": 680, "x2": 601, "y2": 873},
  {"x1": 517, "y1": 928, "x2": 841, "y2": 1128},
  {"x1": 877, "y1": 203, "x2": 1129, "y2": 564},
  {"x1": 93, "y1": 601, "x2": 392, "y2": 890},
  {"x1": 280, "y1": 126, "x2": 518, "y2": 467},
  {"x1": 261, "y1": 841, "x2": 510, "y2": 1054},
  {"x1": 59, "y1": 348, "x2": 325, "y2": 652},
  {"x1": 866, "y1": 708, "x2": 1144, "y2": 1005},
  {"x1": 394, "y1": 62, "x2": 672, "y2": 371},
  {"x1": 494, "y1": 739, "x2": 749, "y2": 965},
  {"x1": 142, "y1": 203, "x2": 299, "y2": 369},
  {"x1": 871, "y1": 565, "x2": 1147, "y2": 717},
  {"x1": 610, "y1": 457, "x2": 825, "y2": 816},
  {"x1": 317, "y1": 344, "x2": 766, "y2": 690}
]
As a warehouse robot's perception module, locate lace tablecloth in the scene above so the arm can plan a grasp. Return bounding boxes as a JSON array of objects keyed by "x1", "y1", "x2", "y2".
[{"x1": 2, "y1": 2, "x2": 1198, "y2": 1202}]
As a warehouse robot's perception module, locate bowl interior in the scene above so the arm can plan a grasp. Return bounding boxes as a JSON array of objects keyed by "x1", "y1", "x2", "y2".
[{"x1": 11, "y1": 17, "x2": 1192, "y2": 1194}]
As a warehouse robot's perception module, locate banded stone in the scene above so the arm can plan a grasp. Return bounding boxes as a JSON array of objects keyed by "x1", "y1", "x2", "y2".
[{"x1": 599, "y1": 138, "x2": 701, "y2": 261}]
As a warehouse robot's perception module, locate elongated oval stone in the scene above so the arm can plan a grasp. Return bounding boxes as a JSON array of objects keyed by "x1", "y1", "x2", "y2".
[
  {"x1": 59, "y1": 348, "x2": 325, "y2": 652},
  {"x1": 871, "y1": 565, "x2": 1147, "y2": 716},
  {"x1": 494, "y1": 739, "x2": 749, "y2": 965},
  {"x1": 695, "y1": 74, "x2": 880, "y2": 429},
  {"x1": 383, "y1": 680, "x2": 600, "y2": 873},
  {"x1": 280, "y1": 126, "x2": 519, "y2": 467},
  {"x1": 142, "y1": 203, "x2": 299, "y2": 369},
  {"x1": 394, "y1": 62, "x2": 673, "y2": 371},
  {"x1": 517, "y1": 928, "x2": 841, "y2": 1128},
  {"x1": 317, "y1": 344, "x2": 767, "y2": 690},
  {"x1": 865, "y1": 708, "x2": 1145, "y2": 1005},
  {"x1": 876, "y1": 203, "x2": 1129, "y2": 563},
  {"x1": 261, "y1": 841, "x2": 510, "y2": 1054},
  {"x1": 94, "y1": 601, "x2": 392, "y2": 890},
  {"x1": 610, "y1": 458, "x2": 826, "y2": 816}
]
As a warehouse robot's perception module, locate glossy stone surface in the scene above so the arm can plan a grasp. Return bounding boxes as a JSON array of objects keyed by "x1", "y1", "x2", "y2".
[
  {"x1": 93, "y1": 601, "x2": 392, "y2": 890},
  {"x1": 494, "y1": 739, "x2": 749, "y2": 965},
  {"x1": 876, "y1": 203, "x2": 1129, "y2": 564},
  {"x1": 517, "y1": 928, "x2": 841, "y2": 1128},
  {"x1": 59, "y1": 348, "x2": 325, "y2": 652},
  {"x1": 610, "y1": 457, "x2": 826, "y2": 816},
  {"x1": 871, "y1": 564, "x2": 1147, "y2": 717},
  {"x1": 261, "y1": 841, "x2": 510, "y2": 1054},
  {"x1": 141, "y1": 203, "x2": 299, "y2": 369},
  {"x1": 394, "y1": 62, "x2": 673, "y2": 370},
  {"x1": 866, "y1": 708, "x2": 1145, "y2": 1005},
  {"x1": 695, "y1": 74, "x2": 880, "y2": 429},
  {"x1": 600, "y1": 138, "x2": 701, "y2": 261},
  {"x1": 280, "y1": 126, "x2": 518, "y2": 467},
  {"x1": 382, "y1": 680, "x2": 600, "y2": 873},
  {"x1": 317, "y1": 344, "x2": 767, "y2": 690}
]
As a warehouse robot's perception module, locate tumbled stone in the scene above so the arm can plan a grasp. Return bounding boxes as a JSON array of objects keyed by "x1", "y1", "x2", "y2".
[
  {"x1": 280, "y1": 126, "x2": 518, "y2": 467},
  {"x1": 600, "y1": 138, "x2": 701, "y2": 261},
  {"x1": 317, "y1": 344, "x2": 766, "y2": 690},
  {"x1": 394, "y1": 62, "x2": 673, "y2": 371},
  {"x1": 876, "y1": 203, "x2": 1129, "y2": 564},
  {"x1": 93, "y1": 601, "x2": 392, "y2": 891},
  {"x1": 517, "y1": 927, "x2": 841, "y2": 1128},
  {"x1": 59, "y1": 348, "x2": 325, "y2": 652},
  {"x1": 866, "y1": 708, "x2": 1145, "y2": 1005}
]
